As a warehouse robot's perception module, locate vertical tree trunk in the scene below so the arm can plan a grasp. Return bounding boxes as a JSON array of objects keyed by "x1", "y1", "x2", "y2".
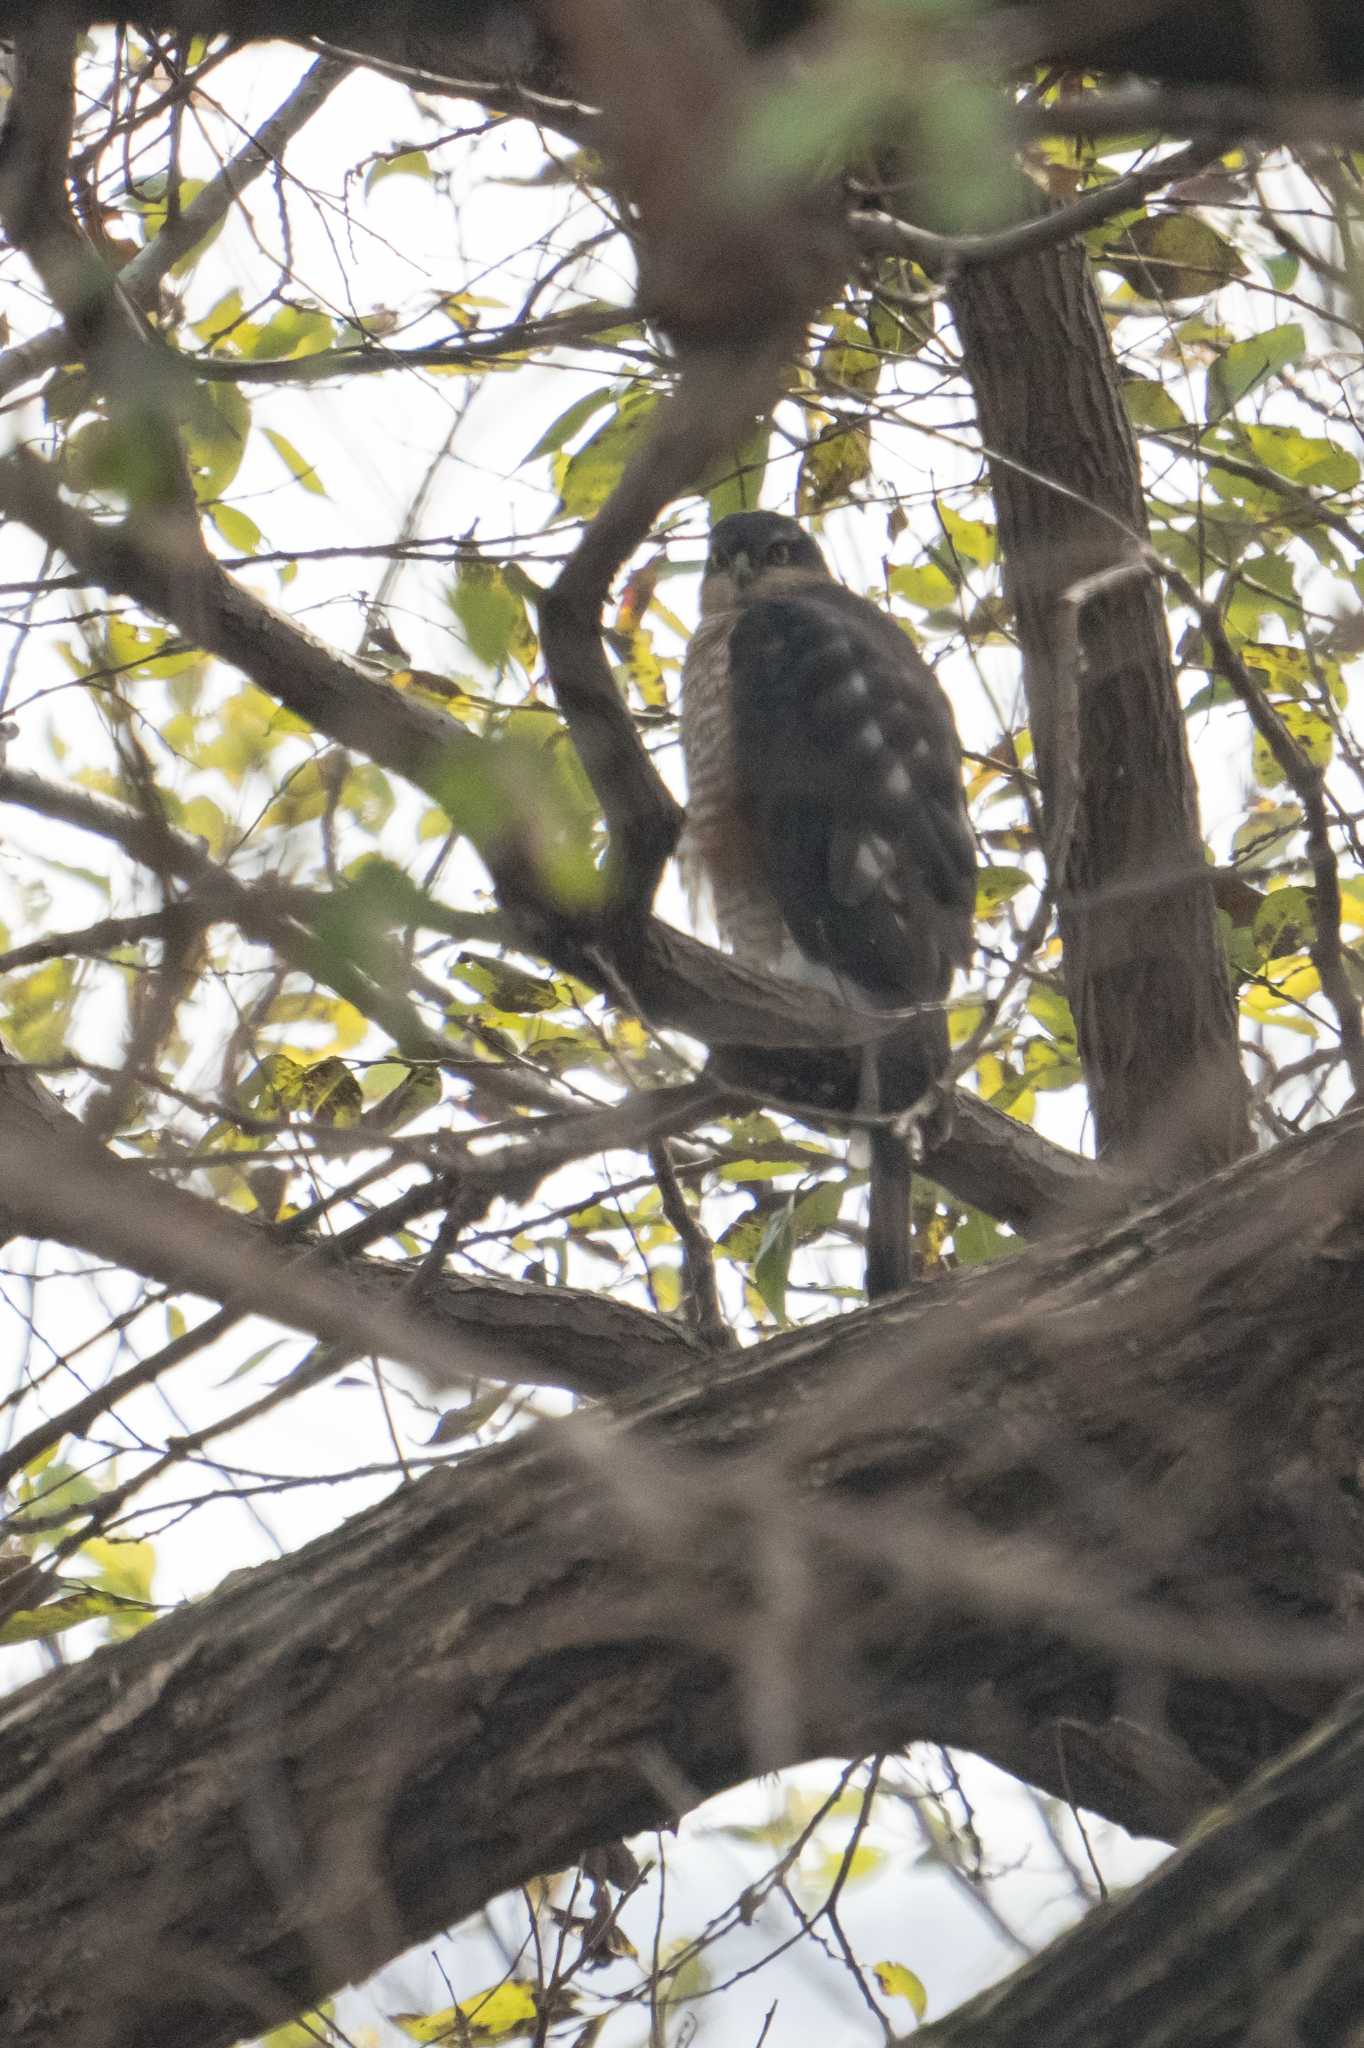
[{"x1": 947, "y1": 233, "x2": 1251, "y2": 1180}]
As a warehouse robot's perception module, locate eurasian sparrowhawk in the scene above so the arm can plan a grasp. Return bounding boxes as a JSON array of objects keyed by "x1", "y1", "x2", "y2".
[{"x1": 678, "y1": 509, "x2": 975, "y2": 1295}]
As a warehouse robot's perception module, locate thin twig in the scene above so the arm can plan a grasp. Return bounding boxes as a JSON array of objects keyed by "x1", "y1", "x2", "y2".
[
  {"x1": 850, "y1": 136, "x2": 1231, "y2": 278},
  {"x1": 1158, "y1": 554, "x2": 1364, "y2": 1100},
  {"x1": 649, "y1": 1139, "x2": 733, "y2": 1351}
]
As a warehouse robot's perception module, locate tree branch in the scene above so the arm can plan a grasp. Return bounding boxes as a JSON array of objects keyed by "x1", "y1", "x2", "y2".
[
  {"x1": 0, "y1": 50, "x2": 351, "y2": 404},
  {"x1": 0, "y1": 451, "x2": 1092, "y2": 1231},
  {"x1": 7, "y1": 1100, "x2": 1364, "y2": 2047},
  {"x1": 943, "y1": 198, "x2": 1252, "y2": 1181},
  {"x1": 918, "y1": 1682, "x2": 1364, "y2": 2046}
]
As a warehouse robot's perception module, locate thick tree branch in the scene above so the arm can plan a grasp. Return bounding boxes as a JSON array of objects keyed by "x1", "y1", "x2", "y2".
[
  {"x1": 919, "y1": 1681, "x2": 1364, "y2": 2046},
  {"x1": 6, "y1": 1102, "x2": 1364, "y2": 2047},
  {"x1": 0, "y1": 1091, "x2": 701, "y2": 1412},
  {"x1": 0, "y1": 3, "x2": 1358, "y2": 97}
]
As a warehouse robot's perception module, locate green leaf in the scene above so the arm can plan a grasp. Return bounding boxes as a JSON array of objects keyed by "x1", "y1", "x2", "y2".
[
  {"x1": 455, "y1": 954, "x2": 567, "y2": 1015},
  {"x1": 555, "y1": 385, "x2": 658, "y2": 520},
  {"x1": 263, "y1": 426, "x2": 326, "y2": 495},
  {"x1": 208, "y1": 502, "x2": 262, "y2": 554},
  {"x1": 975, "y1": 865, "x2": 1031, "y2": 913},
  {"x1": 392, "y1": 1981, "x2": 556, "y2": 2042},
  {"x1": 702, "y1": 414, "x2": 772, "y2": 521},
  {"x1": 180, "y1": 795, "x2": 229, "y2": 857},
  {"x1": 1026, "y1": 982, "x2": 1077, "y2": 1049},
  {"x1": 2, "y1": 958, "x2": 75, "y2": 1061},
  {"x1": 1253, "y1": 884, "x2": 1315, "y2": 960},
  {"x1": 183, "y1": 378, "x2": 251, "y2": 501},
  {"x1": 1122, "y1": 377, "x2": 1188, "y2": 431},
  {"x1": 258, "y1": 2007, "x2": 335, "y2": 2048},
  {"x1": 1238, "y1": 642, "x2": 1315, "y2": 697},
  {"x1": 890, "y1": 560, "x2": 959, "y2": 610},
  {"x1": 192, "y1": 286, "x2": 243, "y2": 342},
  {"x1": 366, "y1": 148, "x2": 432, "y2": 194},
  {"x1": 1224, "y1": 555, "x2": 1302, "y2": 641},
  {"x1": 1021, "y1": 1037, "x2": 1082, "y2": 1092},
  {"x1": 1252, "y1": 702, "x2": 1333, "y2": 786},
  {"x1": 753, "y1": 1205, "x2": 794, "y2": 1322},
  {"x1": 65, "y1": 417, "x2": 168, "y2": 502},
  {"x1": 80, "y1": 1535, "x2": 157, "y2": 1638},
  {"x1": 1206, "y1": 323, "x2": 1306, "y2": 424},
  {"x1": 1241, "y1": 423, "x2": 1360, "y2": 491},
  {"x1": 105, "y1": 618, "x2": 199, "y2": 678},
  {"x1": 449, "y1": 560, "x2": 535, "y2": 671},
  {"x1": 939, "y1": 503, "x2": 995, "y2": 568},
  {"x1": 298, "y1": 1056, "x2": 364, "y2": 1126},
  {"x1": 1100, "y1": 211, "x2": 1246, "y2": 302},
  {"x1": 131, "y1": 174, "x2": 225, "y2": 274},
  {"x1": 868, "y1": 272, "x2": 934, "y2": 357},
  {"x1": 1232, "y1": 799, "x2": 1301, "y2": 868},
  {"x1": 797, "y1": 418, "x2": 871, "y2": 514},
  {"x1": 433, "y1": 711, "x2": 602, "y2": 911},
  {"x1": 13, "y1": 1456, "x2": 101, "y2": 1533},
  {"x1": 792, "y1": 1179, "x2": 843, "y2": 1239},
  {"x1": 366, "y1": 1063, "x2": 443, "y2": 1129},
  {"x1": 245, "y1": 304, "x2": 333, "y2": 362},
  {"x1": 523, "y1": 385, "x2": 615, "y2": 462},
  {"x1": 0, "y1": 1585, "x2": 150, "y2": 1645},
  {"x1": 816, "y1": 310, "x2": 881, "y2": 397},
  {"x1": 953, "y1": 1207, "x2": 1017, "y2": 1267}
]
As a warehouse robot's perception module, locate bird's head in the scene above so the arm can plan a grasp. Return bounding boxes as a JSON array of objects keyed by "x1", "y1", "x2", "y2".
[{"x1": 700, "y1": 511, "x2": 827, "y2": 609}]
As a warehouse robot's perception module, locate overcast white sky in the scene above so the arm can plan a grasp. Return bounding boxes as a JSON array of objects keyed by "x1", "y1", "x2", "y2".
[{"x1": 10, "y1": 35, "x2": 1355, "y2": 2044}]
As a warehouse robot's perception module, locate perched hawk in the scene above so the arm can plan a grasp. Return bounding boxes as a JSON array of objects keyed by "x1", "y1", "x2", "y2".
[{"x1": 679, "y1": 510, "x2": 975, "y2": 1296}]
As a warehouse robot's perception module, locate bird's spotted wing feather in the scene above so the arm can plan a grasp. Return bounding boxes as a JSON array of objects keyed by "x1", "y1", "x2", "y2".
[{"x1": 727, "y1": 583, "x2": 975, "y2": 1010}]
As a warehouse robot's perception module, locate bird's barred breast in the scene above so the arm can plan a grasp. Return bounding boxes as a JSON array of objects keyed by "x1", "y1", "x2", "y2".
[{"x1": 678, "y1": 612, "x2": 790, "y2": 965}]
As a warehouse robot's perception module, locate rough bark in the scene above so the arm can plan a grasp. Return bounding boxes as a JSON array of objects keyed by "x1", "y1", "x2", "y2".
[
  {"x1": 921, "y1": 1682, "x2": 1364, "y2": 2046},
  {"x1": 948, "y1": 232, "x2": 1252, "y2": 1181},
  {"x1": 0, "y1": 4, "x2": 1361, "y2": 99},
  {"x1": 6, "y1": 1106, "x2": 1364, "y2": 2048}
]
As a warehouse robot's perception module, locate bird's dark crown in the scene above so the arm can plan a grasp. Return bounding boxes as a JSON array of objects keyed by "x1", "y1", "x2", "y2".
[{"x1": 706, "y1": 511, "x2": 826, "y2": 578}]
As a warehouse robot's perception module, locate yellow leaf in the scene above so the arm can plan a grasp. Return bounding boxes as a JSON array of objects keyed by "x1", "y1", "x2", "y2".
[
  {"x1": 797, "y1": 416, "x2": 872, "y2": 514},
  {"x1": 1252, "y1": 702, "x2": 1333, "y2": 787},
  {"x1": 259, "y1": 2006, "x2": 335, "y2": 2048},
  {"x1": 1241, "y1": 956, "x2": 1321, "y2": 1021},
  {"x1": 81, "y1": 1536, "x2": 156, "y2": 1605},
  {"x1": 804, "y1": 1842, "x2": 887, "y2": 1893},
  {"x1": 0, "y1": 1589, "x2": 125, "y2": 1644},
  {"x1": 1338, "y1": 882, "x2": 1364, "y2": 929},
  {"x1": 817, "y1": 310, "x2": 881, "y2": 396},
  {"x1": 392, "y1": 1981, "x2": 552, "y2": 2042},
  {"x1": 651, "y1": 1264, "x2": 683, "y2": 1313},
  {"x1": 298, "y1": 1056, "x2": 364, "y2": 1126},
  {"x1": 874, "y1": 1961, "x2": 928, "y2": 2019}
]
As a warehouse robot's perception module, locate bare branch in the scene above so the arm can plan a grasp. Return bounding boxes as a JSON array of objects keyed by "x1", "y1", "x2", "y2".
[
  {"x1": 1157, "y1": 556, "x2": 1364, "y2": 1101},
  {"x1": 0, "y1": 51, "x2": 352, "y2": 403},
  {"x1": 850, "y1": 137, "x2": 1232, "y2": 277}
]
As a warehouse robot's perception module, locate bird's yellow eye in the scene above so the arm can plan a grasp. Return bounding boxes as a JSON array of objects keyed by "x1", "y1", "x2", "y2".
[{"x1": 768, "y1": 541, "x2": 790, "y2": 565}]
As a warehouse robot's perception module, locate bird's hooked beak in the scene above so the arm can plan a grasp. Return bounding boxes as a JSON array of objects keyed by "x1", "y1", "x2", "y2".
[{"x1": 728, "y1": 549, "x2": 754, "y2": 590}]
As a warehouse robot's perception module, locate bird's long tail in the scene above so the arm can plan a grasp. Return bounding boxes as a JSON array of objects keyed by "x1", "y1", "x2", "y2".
[
  {"x1": 863, "y1": 1008, "x2": 953, "y2": 1300},
  {"x1": 867, "y1": 1118, "x2": 913, "y2": 1299}
]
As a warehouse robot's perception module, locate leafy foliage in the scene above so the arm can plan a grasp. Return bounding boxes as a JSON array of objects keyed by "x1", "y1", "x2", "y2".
[{"x1": 1, "y1": 26, "x2": 1363, "y2": 2048}]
